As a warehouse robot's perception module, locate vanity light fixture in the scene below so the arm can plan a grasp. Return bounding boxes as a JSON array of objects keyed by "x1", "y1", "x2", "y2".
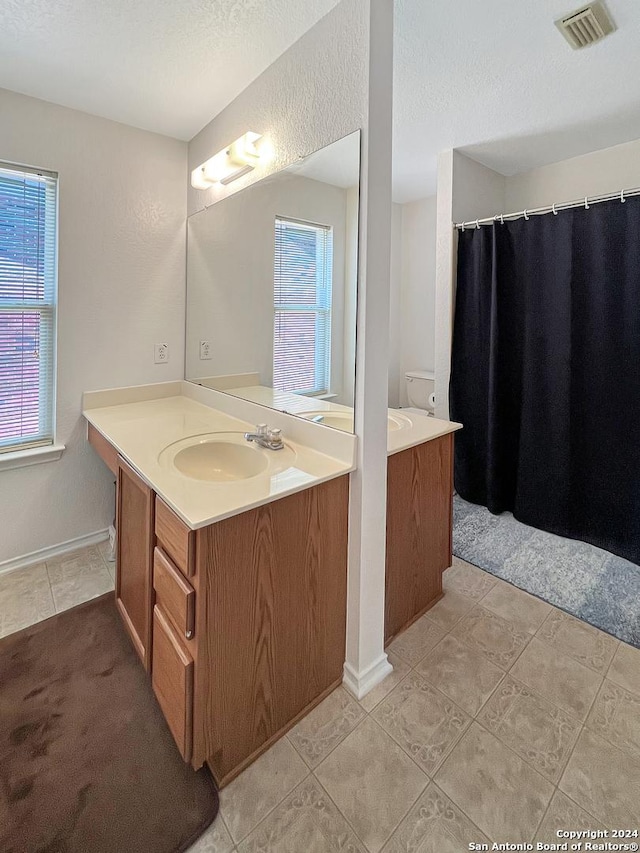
[{"x1": 191, "y1": 132, "x2": 264, "y2": 189}]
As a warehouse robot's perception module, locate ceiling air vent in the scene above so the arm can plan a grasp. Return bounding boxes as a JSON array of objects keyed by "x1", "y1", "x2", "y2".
[{"x1": 555, "y1": 2, "x2": 616, "y2": 49}]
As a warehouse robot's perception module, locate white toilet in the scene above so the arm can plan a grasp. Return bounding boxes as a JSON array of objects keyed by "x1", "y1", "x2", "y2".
[{"x1": 403, "y1": 369, "x2": 436, "y2": 416}]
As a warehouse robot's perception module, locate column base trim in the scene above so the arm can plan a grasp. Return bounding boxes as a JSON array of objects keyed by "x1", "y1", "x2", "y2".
[{"x1": 342, "y1": 654, "x2": 393, "y2": 700}]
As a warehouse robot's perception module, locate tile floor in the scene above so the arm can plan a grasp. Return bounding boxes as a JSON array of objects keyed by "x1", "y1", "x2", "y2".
[
  {"x1": 0, "y1": 540, "x2": 114, "y2": 639},
  {"x1": 2, "y1": 547, "x2": 639, "y2": 851}
]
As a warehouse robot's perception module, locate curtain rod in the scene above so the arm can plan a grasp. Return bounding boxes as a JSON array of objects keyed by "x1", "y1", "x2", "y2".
[{"x1": 454, "y1": 186, "x2": 640, "y2": 230}]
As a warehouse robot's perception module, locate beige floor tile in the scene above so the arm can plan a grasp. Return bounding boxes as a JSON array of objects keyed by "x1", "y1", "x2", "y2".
[
  {"x1": 237, "y1": 777, "x2": 366, "y2": 853},
  {"x1": 288, "y1": 686, "x2": 366, "y2": 768},
  {"x1": 381, "y1": 782, "x2": 490, "y2": 853},
  {"x1": 220, "y1": 737, "x2": 308, "y2": 843},
  {"x1": 0, "y1": 563, "x2": 55, "y2": 638},
  {"x1": 97, "y1": 537, "x2": 115, "y2": 565},
  {"x1": 372, "y1": 673, "x2": 471, "y2": 776},
  {"x1": 608, "y1": 642, "x2": 640, "y2": 697},
  {"x1": 450, "y1": 606, "x2": 530, "y2": 670},
  {"x1": 423, "y1": 590, "x2": 474, "y2": 632},
  {"x1": 47, "y1": 544, "x2": 114, "y2": 612},
  {"x1": 435, "y1": 723, "x2": 553, "y2": 843},
  {"x1": 0, "y1": 561, "x2": 49, "y2": 595},
  {"x1": 560, "y1": 728, "x2": 640, "y2": 828},
  {"x1": 536, "y1": 609, "x2": 618, "y2": 674},
  {"x1": 586, "y1": 680, "x2": 640, "y2": 761},
  {"x1": 49, "y1": 564, "x2": 114, "y2": 613},
  {"x1": 315, "y1": 717, "x2": 427, "y2": 853},
  {"x1": 415, "y1": 635, "x2": 504, "y2": 716},
  {"x1": 477, "y1": 676, "x2": 581, "y2": 782},
  {"x1": 442, "y1": 559, "x2": 497, "y2": 600},
  {"x1": 188, "y1": 816, "x2": 235, "y2": 853},
  {"x1": 510, "y1": 638, "x2": 603, "y2": 721},
  {"x1": 358, "y1": 653, "x2": 411, "y2": 714},
  {"x1": 534, "y1": 790, "x2": 606, "y2": 846},
  {"x1": 46, "y1": 545, "x2": 107, "y2": 583},
  {"x1": 387, "y1": 614, "x2": 446, "y2": 667},
  {"x1": 480, "y1": 580, "x2": 551, "y2": 634}
]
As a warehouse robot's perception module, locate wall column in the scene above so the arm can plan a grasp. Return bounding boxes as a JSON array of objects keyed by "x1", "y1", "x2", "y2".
[{"x1": 343, "y1": 0, "x2": 394, "y2": 699}]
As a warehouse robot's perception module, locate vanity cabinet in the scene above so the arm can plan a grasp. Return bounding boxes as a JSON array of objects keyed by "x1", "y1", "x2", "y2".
[
  {"x1": 384, "y1": 434, "x2": 454, "y2": 644},
  {"x1": 89, "y1": 427, "x2": 349, "y2": 787},
  {"x1": 115, "y1": 456, "x2": 154, "y2": 670}
]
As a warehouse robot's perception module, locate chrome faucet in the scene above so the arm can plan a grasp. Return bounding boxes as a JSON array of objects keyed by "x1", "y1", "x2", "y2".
[{"x1": 244, "y1": 423, "x2": 285, "y2": 451}]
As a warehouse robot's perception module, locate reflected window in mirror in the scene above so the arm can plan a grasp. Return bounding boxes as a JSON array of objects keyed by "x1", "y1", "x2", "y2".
[{"x1": 273, "y1": 217, "x2": 333, "y2": 397}]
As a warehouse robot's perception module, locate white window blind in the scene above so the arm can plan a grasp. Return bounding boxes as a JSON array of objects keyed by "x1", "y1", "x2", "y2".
[
  {"x1": 273, "y1": 217, "x2": 333, "y2": 395},
  {"x1": 0, "y1": 163, "x2": 57, "y2": 453}
]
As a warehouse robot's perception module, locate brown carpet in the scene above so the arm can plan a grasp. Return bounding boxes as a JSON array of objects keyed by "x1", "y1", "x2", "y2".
[{"x1": 0, "y1": 593, "x2": 219, "y2": 853}]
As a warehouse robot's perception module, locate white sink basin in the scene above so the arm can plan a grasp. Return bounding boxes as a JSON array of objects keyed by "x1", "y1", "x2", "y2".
[
  {"x1": 173, "y1": 441, "x2": 268, "y2": 481},
  {"x1": 158, "y1": 432, "x2": 296, "y2": 482},
  {"x1": 301, "y1": 411, "x2": 411, "y2": 432}
]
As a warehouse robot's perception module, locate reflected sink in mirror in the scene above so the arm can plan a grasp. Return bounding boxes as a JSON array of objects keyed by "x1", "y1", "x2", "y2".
[
  {"x1": 300, "y1": 411, "x2": 412, "y2": 433},
  {"x1": 158, "y1": 432, "x2": 297, "y2": 482}
]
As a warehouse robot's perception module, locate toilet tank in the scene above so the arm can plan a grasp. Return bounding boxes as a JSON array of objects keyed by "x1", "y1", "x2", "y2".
[{"x1": 405, "y1": 370, "x2": 435, "y2": 411}]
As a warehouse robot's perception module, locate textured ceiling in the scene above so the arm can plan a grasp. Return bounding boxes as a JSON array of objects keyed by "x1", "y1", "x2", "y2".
[
  {"x1": 0, "y1": 0, "x2": 341, "y2": 140},
  {"x1": 2, "y1": 0, "x2": 640, "y2": 203},
  {"x1": 393, "y1": 0, "x2": 640, "y2": 201}
]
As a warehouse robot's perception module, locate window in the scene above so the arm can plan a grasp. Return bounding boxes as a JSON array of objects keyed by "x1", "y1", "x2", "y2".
[
  {"x1": 0, "y1": 163, "x2": 57, "y2": 453},
  {"x1": 273, "y1": 217, "x2": 333, "y2": 395}
]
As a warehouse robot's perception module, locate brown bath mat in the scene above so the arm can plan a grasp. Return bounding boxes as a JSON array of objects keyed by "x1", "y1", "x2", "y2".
[{"x1": 0, "y1": 593, "x2": 218, "y2": 852}]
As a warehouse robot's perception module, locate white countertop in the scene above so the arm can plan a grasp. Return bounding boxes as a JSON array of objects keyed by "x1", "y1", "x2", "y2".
[
  {"x1": 83, "y1": 380, "x2": 460, "y2": 530},
  {"x1": 217, "y1": 384, "x2": 461, "y2": 456},
  {"x1": 83, "y1": 384, "x2": 355, "y2": 530}
]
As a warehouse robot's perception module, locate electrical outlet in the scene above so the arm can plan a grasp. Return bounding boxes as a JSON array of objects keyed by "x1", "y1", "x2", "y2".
[
  {"x1": 154, "y1": 343, "x2": 169, "y2": 364},
  {"x1": 200, "y1": 340, "x2": 212, "y2": 360}
]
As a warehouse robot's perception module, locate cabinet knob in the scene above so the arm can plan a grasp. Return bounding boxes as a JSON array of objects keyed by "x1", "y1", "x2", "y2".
[{"x1": 185, "y1": 630, "x2": 193, "y2": 640}]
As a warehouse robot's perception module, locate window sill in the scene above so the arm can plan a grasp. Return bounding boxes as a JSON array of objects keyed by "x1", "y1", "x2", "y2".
[{"x1": 0, "y1": 444, "x2": 65, "y2": 472}]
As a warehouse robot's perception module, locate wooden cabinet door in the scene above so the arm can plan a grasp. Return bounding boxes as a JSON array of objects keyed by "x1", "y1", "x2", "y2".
[
  {"x1": 385, "y1": 434, "x2": 453, "y2": 644},
  {"x1": 116, "y1": 456, "x2": 154, "y2": 670},
  {"x1": 152, "y1": 606, "x2": 194, "y2": 762}
]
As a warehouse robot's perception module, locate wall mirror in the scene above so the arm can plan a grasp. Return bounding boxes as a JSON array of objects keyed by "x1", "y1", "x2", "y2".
[{"x1": 185, "y1": 130, "x2": 360, "y2": 432}]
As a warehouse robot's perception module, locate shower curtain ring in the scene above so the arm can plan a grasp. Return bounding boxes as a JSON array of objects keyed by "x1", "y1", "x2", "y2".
[
  {"x1": 500, "y1": 214, "x2": 504, "y2": 225},
  {"x1": 552, "y1": 203, "x2": 558, "y2": 216},
  {"x1": 523, "y1": 209, "x2": 529, "y2": 221},
  {"x1": 621, "y1": 190, "x2": 626, "y2": 203},
  {"x1": 461, "y1": 221, "x2": 465, "y2": 232},
  {"x1": 584, "y1": 197, "x2": 590, "y2": 210},
  {"x1": 476, "y1": 219, "x2": 480, "y2": 229}
]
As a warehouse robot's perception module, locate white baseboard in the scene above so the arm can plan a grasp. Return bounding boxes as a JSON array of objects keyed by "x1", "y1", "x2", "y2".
[
  {"x1": 0, "y1": 529, "x2": 109, "y2": 577},
  {"x1": 342, "y1": 653, "x2": 394, "y2": 700}
]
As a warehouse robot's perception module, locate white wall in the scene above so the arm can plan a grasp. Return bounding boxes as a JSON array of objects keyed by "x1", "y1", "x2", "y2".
[
  {"x1": 187, "y1": 0, "x2": 394, "y2": 697},
  {"x1": 505, "y1": 137, "x2": 640, "y2": 210},
  {"x1": 388, "y1": 203, "x2": 402, "y2": 407},
  {"x1": 397, "y1": 196, "x2": 437, "y2": 407},
  {"x1": 0, "y1": 88, "x2": 187, "y2": 565},
  {"x1": 188, "y1": 1, "x2": 368, "y2": 217},
  {"x1": 434, "y1": 151, "x2": 505, "y2": 418}
]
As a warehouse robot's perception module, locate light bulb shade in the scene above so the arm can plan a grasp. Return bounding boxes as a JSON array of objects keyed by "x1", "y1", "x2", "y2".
[
  {"x1": 227, "y1": 132, "x2": 262, "y2": 168},
  {"x1": 190, "y1": 132, "x2": 264, "y2": 188}
]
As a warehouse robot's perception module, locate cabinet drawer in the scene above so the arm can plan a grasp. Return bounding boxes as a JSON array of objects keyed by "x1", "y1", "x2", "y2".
[
  {"x1": 155, "y1": 498, "x2": 195, "y2": 577},
  {"x1": 153, "y1": 547, "x2": 195, "y2": 641},
  {"x1": 152, "y1": 606, "x2": 193, "y2": 762}
]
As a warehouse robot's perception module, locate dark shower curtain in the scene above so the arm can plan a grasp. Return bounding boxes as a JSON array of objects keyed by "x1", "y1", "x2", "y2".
[{"x1": 450, "y1": 195, "x2": 640, "y2": 566}]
